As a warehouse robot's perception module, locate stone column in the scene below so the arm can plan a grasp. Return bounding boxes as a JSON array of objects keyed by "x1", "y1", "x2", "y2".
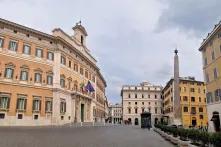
[{"x1": 173, "y1": 49, "x2": 181, "y2": 125}]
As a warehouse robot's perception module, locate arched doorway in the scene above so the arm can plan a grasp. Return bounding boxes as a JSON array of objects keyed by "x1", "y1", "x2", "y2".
[
  {"x1": 128, "y1": 118, "x2": 132, "y2": 125},
  {"x1": 154, "y1": 118, "x2": 158, "y2": 125},
  {"x1": 192, "y1": 117, "x2": 197, "y2": 127},
  {"x1": 135, "y1": 118, "x2": 139, "y2": 125},
  {"x1": 211, "y1": 111, "x2": 220, "y2": 132}
]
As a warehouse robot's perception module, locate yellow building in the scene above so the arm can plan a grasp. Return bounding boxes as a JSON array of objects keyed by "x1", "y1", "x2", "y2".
[
  {"x1": 162, "y1": 77, "x2": 208, "y2": 128},
  {"x1": 0, "y1": 18, "x2": 107, "y2": 126},
  {"x1": 199, "y1": 21, "x2": 221, "y2": 132}
]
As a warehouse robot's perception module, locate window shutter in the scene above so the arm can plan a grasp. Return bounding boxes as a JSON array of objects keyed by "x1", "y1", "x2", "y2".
[
  {"x1": 60, "y1": 102, "x2": 62, "y2": 113},
  {"x1": 7, "y1": 98, "x2": 10, "y2": 109},
  {"x1": 11, "y1": 69, "x2": 14, "y2": 79},
  {"x1": 16, "y1": 99, "x2": 19, "y2": 109},
  {"x1": 50, "y1": 101, "x2": 53, "y2": 112},
  {"x1": 24, "y1": 99, "x2": 27, "y2": 110},
  {"x1": 32, "y1": 100, "x2": 35, "y2": 111},
  {"x1": 45, "y1": 101, "x2": 47, "y2": 112},
  {"x1": 15, "y1": 42, "x2": 18, "y2": 51},
  {"x1": 39, "y1": 100, "x2": 41, "y2": 111}
]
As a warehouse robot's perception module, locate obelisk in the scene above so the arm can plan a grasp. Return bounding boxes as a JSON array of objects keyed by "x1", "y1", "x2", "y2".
[{"x1": 173, "y1": 49, "x2": 181, "y2": 125}]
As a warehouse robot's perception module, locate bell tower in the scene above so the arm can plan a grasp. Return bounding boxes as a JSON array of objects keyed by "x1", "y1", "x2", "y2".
[{"x1": 72, "y1": 21, "x2": 88, "y2": 46}]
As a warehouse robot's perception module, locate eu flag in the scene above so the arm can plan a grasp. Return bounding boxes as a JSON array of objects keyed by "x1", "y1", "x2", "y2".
[{"x1": 85, "y1": 81, "x2": 95, "y2": 92}]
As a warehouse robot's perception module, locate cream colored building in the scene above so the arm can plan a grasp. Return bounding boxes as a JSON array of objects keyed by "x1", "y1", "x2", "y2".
[
  {"x1": 109, "y1": 103, "x2": 122, "y2": 124},
  {"x1": 199, "y1": 21, "x2": 221, "y2": 132},
  {"x1": 121, "y1": 82, "x2": 163, "y2": 126},
  {"x1": 0, "y1": 18, "x2": 107, "y2": 126}
]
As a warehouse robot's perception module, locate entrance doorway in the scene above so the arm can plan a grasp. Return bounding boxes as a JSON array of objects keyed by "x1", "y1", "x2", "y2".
[
  {"x1": 135, "y1": 118, "x2": 139, "y2": 125},
  {"x1": 192, "y1": 117, "x2": 197, "y2": 127},
  {"x1": 81, "y1": 104, "x2": 84, "y2": 122},
  {"x1": 154, "y1": 118, "x2": 158, "y2": 125},
  {"x1": 211, "y1": 111, "x2": 220, "y2": 132},
  {"x1": 128, "y1": 118, "x2": 132, "y2": 125}
]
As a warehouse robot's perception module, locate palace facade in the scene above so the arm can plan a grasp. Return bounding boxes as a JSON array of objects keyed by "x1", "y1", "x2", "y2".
[
  {"x1": 121, "y1": 82, "x2": 163, "y2": 126},
  {"x1": 162, "y1": 77, "x2": 208, "y2": 127},
  {"x1": 108, "y1": 103, "x2": 122, "y2": 124},
  {"x1": 0, "y1": 18, "x2": 107, "y2": 126},
  {"x1": 199, "y1": 21, "x2": 221, "y2": 132}
]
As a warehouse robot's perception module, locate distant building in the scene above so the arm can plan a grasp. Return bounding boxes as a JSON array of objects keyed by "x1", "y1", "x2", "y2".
[
  {"x1": 108, "y1": 103, "x2": 122, "y2": 124},
  {"x1": 162, "y1": 77, "x2": 208, "y2": 127},
  {"x1": 121, "y1": 82, "x2": 163, "y2": 126},
  {"x1": 199, "y1": 21, "x2": 221, "y2": 132}
]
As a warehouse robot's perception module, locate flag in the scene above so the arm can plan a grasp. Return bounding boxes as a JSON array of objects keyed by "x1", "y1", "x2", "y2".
[{"x1": 85, "y1": 81, "x2": 95, "y2": 92}]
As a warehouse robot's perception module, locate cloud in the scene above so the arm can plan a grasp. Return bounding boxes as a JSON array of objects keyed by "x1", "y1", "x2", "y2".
[
  {"x1": 0, "y1": 0, "x2": 216, "y2": 104},
  {"x1": 157, "y1": 0, "x2": 221, "y2": 37}
]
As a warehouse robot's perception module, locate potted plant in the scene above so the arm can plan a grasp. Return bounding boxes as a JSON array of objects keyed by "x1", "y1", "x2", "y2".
[{"x1": 209, "y1": 132, "x2": 221, "y2": 147}]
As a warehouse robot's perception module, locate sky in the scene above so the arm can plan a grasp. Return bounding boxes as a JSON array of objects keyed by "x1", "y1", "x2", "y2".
[{"x1": 0, "y1": 0, "x2": 221, "y2": 104}]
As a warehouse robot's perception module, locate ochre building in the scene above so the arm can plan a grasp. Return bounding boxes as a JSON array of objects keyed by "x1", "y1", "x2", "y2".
[
  {"x1": 199, "y1": 21, "x2": 221, "y2": 132},
  {"x1": 162, "y1": 77, "x2": 208, "y2": 128},
  {"x1": 0, "y1": 18, "x2": 107, "y2": 126}
]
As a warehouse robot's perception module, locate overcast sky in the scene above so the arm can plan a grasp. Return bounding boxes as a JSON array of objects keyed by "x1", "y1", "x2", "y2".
[{"x1": 0, "y1": 0, "x2": 220, "y2": 104}]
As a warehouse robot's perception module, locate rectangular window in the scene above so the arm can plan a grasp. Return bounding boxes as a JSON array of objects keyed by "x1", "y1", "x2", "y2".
[
  {"x1": 61, "y1": 56, "x2": 66, "y2": 65},
  {"x1": 35, "y1": 48, "x2": 43, "y2": 58},
  {"x1": 0, "y1": 94, "x2": 10, "y2": 110},
  {"x1": 20, "y1": 71, "x2": 28, "y2": 81},
  {"x1": 183, "y1": 107, "x2": 188, "y2": 112},
  {"x1": 206, "y1": 92, "x2": 213, "y2": 104},
  {"x1": 60, "y1": 100, "x2": 66, "y2": 113},
  {"x1": 68, "y1": 61, "x2": 71, "y2": 68},
  {"x1": 80, "y1": 67, "x2": 84, "y2": 75},
  {"x1": 204, "y1": 57, "x2": 207, "y2": 66},
  {"x1": 0, "y1": 113, "x2": 5, "y2": 119},
  {"x1": 183, "y1": 96, "x2": 188, "y2": 101},
  {"x1": 191, "y1": 107, "x2": 196, "y2": 114},
  {"x1": 212, "y1": 51, "x2": 215, "y2": 60},
  {"x1": 60, "y1": 78, "x2": 65, "y2": 88},
  {"x1": 191, "y1": 97, "x2": 195, "y2": 102},
  {"x1": 0, "y1": 38, "x2": 4, "y2": 48},
  {"x1": 128, "y1": 108, "x2": 131, "y2": 114},
  {"x1": 35, "y1": 73, "x2": 42, "y2": 83},
  {"x1": 214, "y1": 68, "x2": 218, "y2": 79},
  {"x1": 4, "y1": 68, "x2": 14, "y2": 79},
  {"x1": 200, "y1": 115, "x2": 203, "y2": 119},
  {"x1": 45, "y1": 100, "x2": 52, "y2": 112},
  {"x1": 47, "y1": 51, "x2": 54, "y2": 61},
  {"x1": 215, "y1": 89, "x2": 221, "y2": 101},
  {"x1": 23, "y1": 45, "x2": 31, "y2": 55},
  {"x1": 74, "y1": 64, "x2": 78, "y2": 72},
  {"x1": 199, "y1": 107, "x2": 203, "y2": 112},
  {"x1": 206, "y1": 73, "x2": 210, "y2": 83},
  {"x1": 135, "y1": 108, "x2": 138, "y2": 114},
  {"x1": 8, "y1": 40, "x2": 17, "y2": 51},
  {"x1": 190, "y1": 88, "x2": 195, "y2": 92},
  {"x1": 47, "y1": 75, "x2": 53, "y2": 85},
  {"x1": 199, "y1": 97, "x2": 201, "y2": 102},
  {"x1": 33, "y1": 98, "x2": 41, "y2": 112},
  {"x1": 155, "y1": 108, "x2": 157, "y2": 114},
  {"x1": 16, "y1": 95, "x2": 27, "y2": 111}
]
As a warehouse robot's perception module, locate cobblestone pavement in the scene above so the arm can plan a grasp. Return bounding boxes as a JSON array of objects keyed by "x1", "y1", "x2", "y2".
[{"x1": 0, "y1": 125, "x2": 174, "y2": 147}]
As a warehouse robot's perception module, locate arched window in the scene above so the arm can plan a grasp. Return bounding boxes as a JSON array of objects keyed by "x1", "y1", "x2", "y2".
[
  {"x1": 34, "y1": 68, "x2": 43, "y2": 83},
  {"x1": 60, "y1": 75, "x2": 65, "y2": 88},
  {"x1": 4, "y1": 62, "x2": 15, "y2": 79},
  {"x1": 20, "y1": 65, "x2": 29, "y2": 81}
]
